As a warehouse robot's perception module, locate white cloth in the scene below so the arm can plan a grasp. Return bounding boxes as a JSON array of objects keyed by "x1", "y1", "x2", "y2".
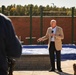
[{"x1": 51, "y1": 26, "x2": 57, "y2": 41}]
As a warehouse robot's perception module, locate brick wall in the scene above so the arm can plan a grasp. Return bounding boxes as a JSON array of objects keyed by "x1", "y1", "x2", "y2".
[
  {"x1": 9, "y1": 16, "x2": 76, "y2": 45},
  {"x1": 15, "y1": 55, "x2": 51, "y2": 70}
]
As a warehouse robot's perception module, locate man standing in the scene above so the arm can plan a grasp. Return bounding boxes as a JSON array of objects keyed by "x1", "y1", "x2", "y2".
[
  {"x1": 0, "y1": 13, "x2": 22, "y2": 75},
  {"x1": 37, "y1": 19, "x2": 64, "y2": 72}
]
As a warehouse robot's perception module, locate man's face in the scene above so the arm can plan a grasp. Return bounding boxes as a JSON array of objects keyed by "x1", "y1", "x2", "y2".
[{"x1": 50, "y1": 21, "x2": 56, "y2": 28}]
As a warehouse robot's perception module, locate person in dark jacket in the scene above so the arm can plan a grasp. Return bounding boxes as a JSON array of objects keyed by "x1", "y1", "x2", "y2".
[{"x1": 0, "y1": 13, "x2": 22, "y2": 75}]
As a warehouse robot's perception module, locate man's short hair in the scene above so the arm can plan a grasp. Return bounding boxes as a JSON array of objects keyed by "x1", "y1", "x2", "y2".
[{"x1": 51, "y1": 19, "x2": 56, "y2": 23}]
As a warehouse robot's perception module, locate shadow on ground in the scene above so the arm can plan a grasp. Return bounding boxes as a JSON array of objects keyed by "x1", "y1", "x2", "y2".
[{"x1": 55, "y1": 71, "x2": 73, "y2": 75}]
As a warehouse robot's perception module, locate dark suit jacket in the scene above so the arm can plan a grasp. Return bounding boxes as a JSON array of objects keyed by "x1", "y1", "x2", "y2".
[{"x1": 0, "y1": 13, "x2": 22, "y2": 71}]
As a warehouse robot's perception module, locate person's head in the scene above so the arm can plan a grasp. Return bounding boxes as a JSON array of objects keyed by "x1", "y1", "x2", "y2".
[{"x1": 50, "y1": 19, "x2": 57, "y2": 28}]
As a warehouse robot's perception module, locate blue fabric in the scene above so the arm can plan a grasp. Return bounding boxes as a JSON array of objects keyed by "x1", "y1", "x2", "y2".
[
  {"x1": 22, "y1": 44, "x2": 76, "y2": 48},
  {"x1": 22, "y1": 45, "x2": 76, "y2": 60}
]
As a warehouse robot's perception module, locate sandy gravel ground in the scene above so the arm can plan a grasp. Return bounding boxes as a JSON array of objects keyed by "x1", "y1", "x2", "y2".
[{"x1": 13, "y1": 60, "x2": 76, "y2": 75}]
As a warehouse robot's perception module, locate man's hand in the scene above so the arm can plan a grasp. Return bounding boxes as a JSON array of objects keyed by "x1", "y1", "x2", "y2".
[
  {"x1": 37, "y1": 38, "x2": 43, "y2": 42},
  {"x1": 51, "y1": 33, "x2": 55, "y2": 37}
]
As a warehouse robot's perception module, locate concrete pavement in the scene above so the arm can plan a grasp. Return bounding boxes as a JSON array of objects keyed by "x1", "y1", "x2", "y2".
[{"x1": 13, "y1": 60, "x2": 76, "y2": 75}]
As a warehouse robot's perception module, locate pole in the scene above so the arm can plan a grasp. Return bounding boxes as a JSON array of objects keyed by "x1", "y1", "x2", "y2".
[
  {"x1": 2, "y1": 5, "x2": 5, "y2": 14},
  {"x1": 71, "y1": 7, "x2": 74, "y2": 44},
  {"x1": 40, "y1": 6, "x2": 43, "y2": 37},
  {"x1": 30, "y1": 5, "x2": 32, "y2": 44},
  {"x1": 39, "y1": 6, "x2": 44, "y2": 44}
]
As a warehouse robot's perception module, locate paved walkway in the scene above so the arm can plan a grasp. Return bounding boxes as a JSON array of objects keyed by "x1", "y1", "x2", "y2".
[{"x1": 13, "y1": 60, "x2": 76, "y2": 75}]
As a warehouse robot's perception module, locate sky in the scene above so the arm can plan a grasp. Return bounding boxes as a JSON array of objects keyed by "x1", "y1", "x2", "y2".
[{"x1": 0, "y1": 0, "x2": 76, "y2": 8}]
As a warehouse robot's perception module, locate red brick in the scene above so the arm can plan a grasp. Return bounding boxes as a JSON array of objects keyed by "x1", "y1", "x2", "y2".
[{"x1": 8, "y1": 16, "x2": 76, "y2": 45}]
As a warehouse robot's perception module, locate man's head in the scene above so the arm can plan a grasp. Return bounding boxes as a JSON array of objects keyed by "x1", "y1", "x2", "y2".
[{"x1": 50, "y1": 19, "x2": 57, "y2": 28}]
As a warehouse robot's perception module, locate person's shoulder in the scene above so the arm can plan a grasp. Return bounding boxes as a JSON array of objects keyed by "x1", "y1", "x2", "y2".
[
  {"x1": 48, "y1": 27, "x2": 52, "y2": 30},
  {"x1": 0, "y1": 13, "x2": 11, "y2": 21},
  {"x1": 57, "y1": 26, "x2": 63, "y2": 30}
]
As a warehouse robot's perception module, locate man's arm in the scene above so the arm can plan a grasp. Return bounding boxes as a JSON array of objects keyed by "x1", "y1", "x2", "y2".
[
  {"x1": 37, "y1": 28, "x2": 49, "y2": 42},
  {"x1": 5, "y1": 19, "x2": 22, "y2": 58},
  {"x1": 41, "y1": 28, "x2": 49, "y2": 41}
]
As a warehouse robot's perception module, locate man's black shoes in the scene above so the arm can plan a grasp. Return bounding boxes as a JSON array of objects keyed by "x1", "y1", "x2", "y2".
[
  {"x1": 49, "y1": 69, "x2": 63, "y2": 72},
  {"x1": 49, "y1": 69, "x2": 55, "y2": 72},
  {"x1": 57, "y1": 69, "x2": 63, "y2": 72}
]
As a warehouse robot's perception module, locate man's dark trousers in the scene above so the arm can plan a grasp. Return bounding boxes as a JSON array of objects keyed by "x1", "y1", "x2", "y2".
[{"x1": 49, "y1": 42, "x2": 61, "y2": 70}]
